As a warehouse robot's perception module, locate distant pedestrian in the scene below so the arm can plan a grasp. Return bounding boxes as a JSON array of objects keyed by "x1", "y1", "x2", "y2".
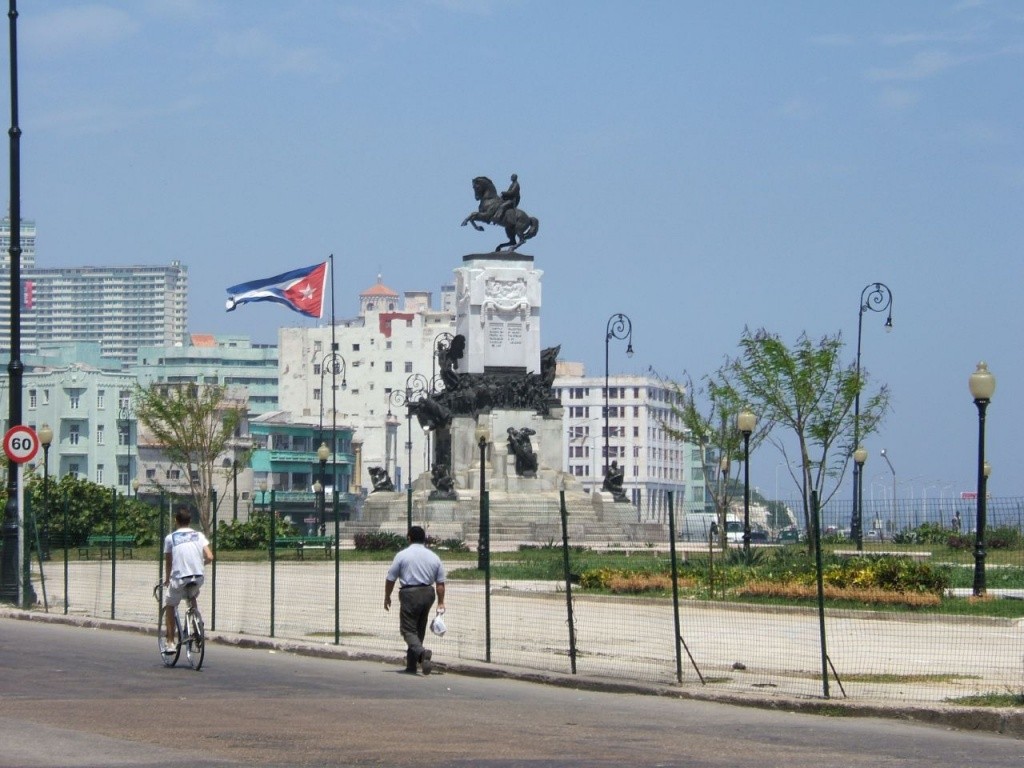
[
  {"x1": 384, "y1": 526, "x2": 446, "y2": 675},
  {"x1": 951, "y1": 512, "x2": 962, "y2": 532}
]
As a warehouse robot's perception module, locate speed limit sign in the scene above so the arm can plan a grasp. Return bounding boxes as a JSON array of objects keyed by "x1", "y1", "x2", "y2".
[{"x1": 4, "y1": 425, "x2": 40, "y2": 464}]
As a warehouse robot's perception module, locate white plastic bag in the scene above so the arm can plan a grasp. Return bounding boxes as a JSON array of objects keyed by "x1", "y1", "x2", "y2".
[{"x1": 430, "y1": 613, "x2": 447, "y2": 637}]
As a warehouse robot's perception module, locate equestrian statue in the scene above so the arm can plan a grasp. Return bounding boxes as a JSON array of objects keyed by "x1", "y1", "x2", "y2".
[{"x1": 461, "y1": 174, "x2": 540, "y2": 252}]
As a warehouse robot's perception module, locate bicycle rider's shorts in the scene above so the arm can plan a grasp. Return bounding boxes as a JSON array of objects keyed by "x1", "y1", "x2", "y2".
[{"x1": 164, "y1": 575, "x2": 204, "y2": 607}]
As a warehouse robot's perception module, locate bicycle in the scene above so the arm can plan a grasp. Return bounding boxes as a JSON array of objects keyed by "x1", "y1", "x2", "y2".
[{"x1": 154, "y1": 581, "x2": 205, "y2": 670}]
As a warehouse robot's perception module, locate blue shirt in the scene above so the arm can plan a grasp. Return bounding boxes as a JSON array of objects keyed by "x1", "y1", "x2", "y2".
[{"x1": 386, "y1": 543, "x2": 445, "y2": 587}]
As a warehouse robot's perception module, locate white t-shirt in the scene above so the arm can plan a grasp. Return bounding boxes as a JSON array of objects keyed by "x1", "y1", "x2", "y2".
[{"x1": 164, "y1": 528, "x2": 209, "y2": 580}]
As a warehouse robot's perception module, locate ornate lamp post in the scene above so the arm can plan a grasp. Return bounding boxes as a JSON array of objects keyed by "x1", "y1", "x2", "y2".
[
  {"x1": 39, "y1": 424, "x2": 53, "y2": 560},
  {"x1": 317, "y1": 441, "x2": 330, "y2": 535},
  {"x1": 717, "y1": 454, "x2": 730, "y2": 548},
  {"x1": 119, "y1": 402, "x2": 133, "y2": 496},
  {"x1": 737, "y1": 409, "x2": 756, "y2": 563},
  {"x1": 969, "y1": 361, "x2": 995, "y2": 596},
  {"x1": 853, "y1": 445, "x2": 867, "y2": 549},
  {"x1": 603, "y1": 313, "x2": 633, "y2": 479},
  {"x1": 851, "y1": 283, "x2": 892, "y2": 548},
  {"x1": 432, "y1": 331, "x2": 453, "y2": 391}
]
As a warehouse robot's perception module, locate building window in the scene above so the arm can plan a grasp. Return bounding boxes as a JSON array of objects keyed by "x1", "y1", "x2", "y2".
[
  {"x1": 313, "y1": 388, "x2": 321, "y2": 401},
  {"x1": 404, "y1": 361, "x2": 413, "y2": 373},
  {"x1": 43, "y1": 389, "x2": 50, "y2": 405},
  {"x1": 97, "y1": 389, "x2": 105, "y2": 409},
  {"x1": 118, "y1": 390, "x2": 130, "y2": 410},
  {"x1": 69, "y1": 425, "x2": 80, "y2": 445},
  {"x1": 118, "y1": 424, "x2": 129, "y2": 446},
  {"x1": 97, "y1": 464, "x2": 105, "y2": 484},
  {"x1": 146, "y1": 468, "x2": 156, "y2": 480},
  {"x1": 384, "y1": 361, "x2": 393, "y2": 373},
  {"x1": 69, "y1": 463, "x2": 80, "y2": 479},
  {"x1": 70, "y1": 392, "x2": 80, "y2": 410},
  {"x1": 28, "y1": 389, "x2": 36, "y2": 409},
  {"x1": 352, "y1": 344, "x2": 360, "y2": 352},
  {"x1": 97, "y1": 425, "x2": 105, "y2": 445}
]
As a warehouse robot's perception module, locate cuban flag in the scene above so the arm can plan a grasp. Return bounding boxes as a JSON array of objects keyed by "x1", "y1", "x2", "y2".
[{"x1": 225, "y1": 262, "x2": 328, "y2": 318}]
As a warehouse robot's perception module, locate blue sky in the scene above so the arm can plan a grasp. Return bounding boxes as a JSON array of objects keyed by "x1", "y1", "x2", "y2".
[{"x1": 8, "y1": 1, "x2": 1024, "y2": 500}]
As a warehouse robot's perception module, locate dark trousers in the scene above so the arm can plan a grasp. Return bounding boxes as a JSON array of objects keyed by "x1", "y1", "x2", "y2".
[{"x1": 398, "y1": 586, "x2": 435, "y2": 669}]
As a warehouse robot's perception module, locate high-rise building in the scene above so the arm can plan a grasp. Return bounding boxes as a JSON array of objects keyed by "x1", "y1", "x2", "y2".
[
  {"x1": 0, "y1": 255, "x2": 189, "y2": 366},
  {"x1": 0, "y1": 216, "x2": 36, "y2": 268}
]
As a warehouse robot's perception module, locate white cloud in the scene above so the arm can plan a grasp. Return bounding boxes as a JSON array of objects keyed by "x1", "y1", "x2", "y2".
[
  {"x1": 213, "y1": 27, "x2": 337, "y2": 78},
  {"x1": 809, "y1": 33, "x2": 857, "y2": 47},
  {"x1": 23, "y1": 4, "x2": 138, "y2": 55},
  {"x1": 877, "y1": 87, "x2": 921, "y2": 111},
  {"x1": 866, "y1": 50, "x2": 964, "y2": 81},
  {"x1": 779, "y1": 97, "x2": 816, "y2": 120}
]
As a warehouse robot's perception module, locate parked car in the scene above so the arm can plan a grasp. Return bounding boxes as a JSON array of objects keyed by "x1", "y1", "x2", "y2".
[
  {"x1": 776, "y1": 527, "x2": 801, "y2": 544},
  {"x1": 726, "y1": 521, "x2": 770, "y2": 544}
]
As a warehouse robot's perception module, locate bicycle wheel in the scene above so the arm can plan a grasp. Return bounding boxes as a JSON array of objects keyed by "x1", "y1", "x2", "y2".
[
  {"x1": 185, "y1": 608, "x2": 204, "y2": 670},
  {"x1": 159, "y1": 607, "x2": 181, "y2": 667}
]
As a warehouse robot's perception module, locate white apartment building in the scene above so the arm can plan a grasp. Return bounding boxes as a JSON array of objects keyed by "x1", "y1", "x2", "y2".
[
  {"x1": 553, "y1": 364, "x2": 706, "y2": 521},
  {"x1": 277, "y1": 276, "x2": 456, "y2": 491},
  {"x1": 0, "y1": 216, "x2": 36, "y2": 268},
  {"x1": 0, "y1": 256, "x2": 189, "y2": 366}
]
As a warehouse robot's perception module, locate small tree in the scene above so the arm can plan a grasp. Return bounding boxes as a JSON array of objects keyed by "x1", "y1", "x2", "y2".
[
  {"x1": 134, "y1": 383, "x2": 247, "y2": 534},
  {"x1": 666, "y1": 371, "x2": 767, "y2": 548},
  {"x1": 722, "y1": 328, "x2": 889, "y2": 542}
]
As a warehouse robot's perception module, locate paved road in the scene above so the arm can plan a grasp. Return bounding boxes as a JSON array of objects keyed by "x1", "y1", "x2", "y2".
[{"x1": 1, "y1": 618, "x2": 1023, "y2": 768}]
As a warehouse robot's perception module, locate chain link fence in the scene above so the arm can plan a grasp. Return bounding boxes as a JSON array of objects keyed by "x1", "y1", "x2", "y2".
[{"x1": 15, "y1": 489, "x2": 1024, "y2": 705}]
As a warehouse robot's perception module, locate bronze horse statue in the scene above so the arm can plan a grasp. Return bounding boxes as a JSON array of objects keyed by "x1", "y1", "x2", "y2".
[{"x1": 461, "y1": 176, "x2": 539, "y2": 252}]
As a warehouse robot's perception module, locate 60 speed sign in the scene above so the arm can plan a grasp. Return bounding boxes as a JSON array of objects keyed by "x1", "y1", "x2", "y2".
[{"x1": 4, "y1": 425, "x2": 40, "y2": 464}]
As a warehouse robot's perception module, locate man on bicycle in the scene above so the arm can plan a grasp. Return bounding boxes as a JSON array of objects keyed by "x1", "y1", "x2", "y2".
[{"x1": 162, "y1": 507, "x2": 213, "y2": 654}]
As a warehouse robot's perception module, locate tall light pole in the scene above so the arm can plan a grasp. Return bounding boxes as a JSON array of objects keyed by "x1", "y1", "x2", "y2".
[
  {"x1": 718, "y1": 454, "x2": 730, "y2": 548},
  {"x1": 853, "y1": 445, "x2": 867, "y2": 549},
  {"x1": 851, "y1": 282, "x2": 892, "y2": 548},
  {"x1": 603, "y1": 313, "x2": 633, "y2": 479},
  {"x1": 1, "y1": 0, "x2": 24, "y2": 603},
  {"x1": 969, "y1": 361, "x2": 995, "y2": 596},
  {"x1": 39, "y1": 423, "x2": 53, "y2": 560},
  {"x1": 119, "y1": 402, "x2": 133, "y2": 496},
  {"x1": 317, "y1": 441, "x2": 330, "y2": 535},
  {"x1": 880, "y1": 448, "x2": 896, "y2": 536},
  {"x1": 737, "y1": 409, "x2": 756, "y2": 563}
]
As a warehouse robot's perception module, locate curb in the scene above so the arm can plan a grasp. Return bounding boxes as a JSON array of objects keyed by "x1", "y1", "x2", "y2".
[{"x1": 4, "y1": 608, "x2": 1023, "y2": 738}]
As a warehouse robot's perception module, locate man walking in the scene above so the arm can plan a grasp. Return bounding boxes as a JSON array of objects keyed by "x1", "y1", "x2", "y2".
[{"x1": 384, "y1": 526, "x2": 446, "y2": 674}]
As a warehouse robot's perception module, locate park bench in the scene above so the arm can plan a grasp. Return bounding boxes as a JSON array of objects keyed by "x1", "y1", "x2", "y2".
[
  {"x1": 78, "y1": 534, "x2": 135, "y2": 560},
  {"x1": 273, "y1": 536, "x2": 333, "y2": 560}
]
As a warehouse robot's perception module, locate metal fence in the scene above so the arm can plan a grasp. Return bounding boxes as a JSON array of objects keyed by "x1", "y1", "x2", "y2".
[{"x1": 16, "y1": 490, "x2": 1024, "y2": 706}]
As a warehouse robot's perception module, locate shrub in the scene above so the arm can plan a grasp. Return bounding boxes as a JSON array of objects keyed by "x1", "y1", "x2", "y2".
[
  {"x1": 987, "y1": 526, "x2": 1023, "y2": 550},
  {"x1": 217, "y1": 515, "x2": 297, "y2": 550},
  {"x1": 353, "y1": 531, "x2": 406, "y2": 552},
  {"x1": 431, "y1": 537, "x2": 469, "y2": 552}
]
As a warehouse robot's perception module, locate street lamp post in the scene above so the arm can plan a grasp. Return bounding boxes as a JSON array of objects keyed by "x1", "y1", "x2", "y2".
[
  {"x1": 880, "y1": 448, "x2": 896, "y2": 535},
  {"x1": 717, "y1": 454, "x2": 730, "y2": 549},
  {"x1": 259, "y1": 481, "x2": 268, "y2": 517},
  {"x1": 39, "y1": 424, "x2": 53, "y2": 561},
  {"x1": 737, "y1": 409, "x2": 756, "y2": 563},
  {"x1": 969, "y1": 361, "x2": 995, "y2": 596},
  {"x1": 119, "y1": 403, "x2": 133, "y2": 497},
  {"x1": 317, "y1": 442, "x2": 330, "y2": 535},
  {"x1": 603, "y1": 313, "x2": 633, "y2": 480},
  {"x1": 852, "y1": 282, "x2": 892, "y2": 547},
  {"x1": 853, "y1": 445, "x2": 867, "y2": 549}
]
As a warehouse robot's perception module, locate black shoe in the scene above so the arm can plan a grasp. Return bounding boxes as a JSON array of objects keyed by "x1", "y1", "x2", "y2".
[
  {"x1": 420, "y1": 649, "x2": 433, "y2": 675},
  {"x1": 398, "y1": 667, "x2": 418, "y2": 675}
]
